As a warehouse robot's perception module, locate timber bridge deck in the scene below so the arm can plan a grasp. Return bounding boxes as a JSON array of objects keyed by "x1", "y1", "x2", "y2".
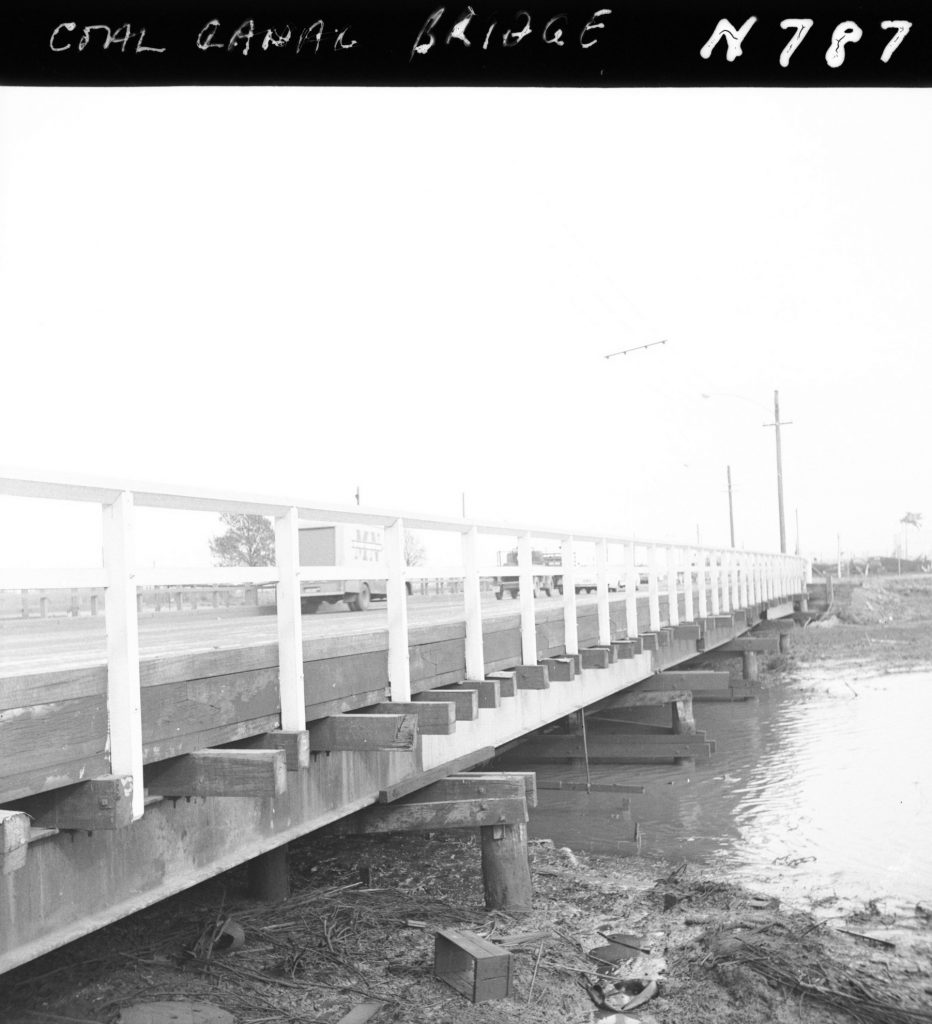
[{"x1": 0, "y1": 471, "x2": 808, "y2": 975}]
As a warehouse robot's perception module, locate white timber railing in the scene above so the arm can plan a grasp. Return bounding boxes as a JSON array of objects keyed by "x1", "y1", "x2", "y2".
[{"x1": 0, "y1": 469, "x2": 809, "y2": 821}]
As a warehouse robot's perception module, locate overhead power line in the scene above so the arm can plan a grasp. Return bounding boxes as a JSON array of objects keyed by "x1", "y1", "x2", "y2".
[{"x1": 604, "y1": 339, "x2": 667, "y2": 360}]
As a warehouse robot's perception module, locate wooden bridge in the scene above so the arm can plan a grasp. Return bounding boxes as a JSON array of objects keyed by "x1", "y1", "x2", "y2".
[{"x1": 0, "y1": 470, "x2": 808, "y2": 975}]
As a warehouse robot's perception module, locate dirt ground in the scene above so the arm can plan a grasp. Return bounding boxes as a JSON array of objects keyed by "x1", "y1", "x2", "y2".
[{"x1": 3, "y1": 576, "x2": 931, "y2": 1024}]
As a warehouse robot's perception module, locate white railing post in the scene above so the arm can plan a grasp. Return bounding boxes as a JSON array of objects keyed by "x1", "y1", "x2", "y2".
[
  {"x1": 274, "y1": 507, "x2": 305, "y2": 731},
  {"x1": 749, "y1": 554, "x2": 759, "y2": 606},
  {"x1": 647, "y1": 544, "x2": 661, "y2": 631},
  {"x1": 596, "y1": 538, "x2": 611, "y2": 645},
  {"x1": 666, "y1": 546, "x2": 680, "y2": 626},
  {"x1": 720, "y1": 551, "x2": 730, "y2": 613},
  {"x1": 518, "y1": 531, "x2": 538, "y2": 666},
  {"x1": 709, "y1": 550, "x2": 720, "y2": 615},
  {"x1": 624, "y1": 541, "x2": 639, "y2": 641},
  {"x1": 384, "y1": 518, "x2": 411, "y2": 702},
  {"x1": 730, "y1": 550, "x2": 741, "y2": 610},
  {"x1": 740, "y1": 552, "x2": 750, "y2": 609},
  {"x1": 102, "y1": 490, "x2": 144, "y2": 821},
  {"x1": 697, "y1": 550, "x2": 708, "y2": 618},
  {"x1": 683, "y1": 547, "x2": 695, "y2": 622},
  {"x1": 462, "y1": 525, "x2": 485, "y2": 680},
  {"x1": 562, "y1": 536, "x2": 579, "y2": 655}
]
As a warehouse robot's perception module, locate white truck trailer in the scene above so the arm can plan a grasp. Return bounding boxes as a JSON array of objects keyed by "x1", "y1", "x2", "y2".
[{"x1": 298, "y1": 522, "x2": 388, "y2": 613}]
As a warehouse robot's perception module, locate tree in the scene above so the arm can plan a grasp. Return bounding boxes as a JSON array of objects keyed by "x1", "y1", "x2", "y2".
[
  {"x1": 404, "y1": 530, "x2": 426, "y2": 566},
  {"x1": 900, "y1": 511, "x2": 923, "y2": 559},
  {"x1": 209, "y1": 514, "x2": 275, "y2": 566}
]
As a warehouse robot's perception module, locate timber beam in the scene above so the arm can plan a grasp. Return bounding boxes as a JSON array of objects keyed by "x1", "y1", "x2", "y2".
[
  {"x1": 673, "y1": 624, "x2": 701, "y2": 641},
  {"x1": 515, "y1": 665, "x2": 549, "y2": 689},
  {"x1": 236, "y1": 730, "x2": 310, "y2": 771},
  {"x1": 23, "y1": 775, "x2": 135, "y2": 831},
  {"x1": 341, "y1": 796, "x2": 528, "y2": 834},
  {"x1": 658, "y1": 627, "x2": 674, "y2": 647},
  {"x1": 599, "y1": 688, "x2": 692, "y2": 708},
  {"x1": 540, "y1": 657, "x2": 574, "y2": 682},
  {"x1": 692, "y1": 685, "x2": 757, "y2": 702},
  {"x1": 755, "y1": 618, "x2": 796, "y2": 634},
  {"x1": 305, "y1": 714, "x2": 418, "y2": 752},
  {"x1": 498, "y1": 734, "x2": 711, "y2": 763},
  {"x1": 397, "y1": 774, "x2": 526, "y2": 806},
  {"x1": 451, "y1": 771, "x2": 537, "y2": 808},
  {"x1": 1, "y1": 810, "x2": 30, "y2": 874},
  {"x1": 413, "y1": 690, "x2": 478, "y2": 721},
  {"x1": 485, "y1": 671, "x2": 517, "y2": 697},
  {"x1": 639, "y1": 633, "x2": 659, "y2": 651},
  {"x1": 580, "y1": 648, "x2": 610, "y2": 670},
  {"x1": 366, "y1": 701, "x2": 455, "y2": 735},
  {"x1": 454, "y1": 679, "x2": 503, "y2": 708},
  {"x1": 145, "y1": 749, "x2": 286, "y2": 799},
  {"x1": 710, "y1": 635, "x2": 781, "y2": 654},
  {"x1": 636, "y1": 670, "x2": 733, "y2": 692}
]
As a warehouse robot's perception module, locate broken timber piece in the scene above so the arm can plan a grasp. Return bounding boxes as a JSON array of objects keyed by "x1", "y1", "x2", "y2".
[
  {"x1": 714, "y1": 635, "x2": 781, "y2": 654},
  {"x1": 364, "y1": 701, "x2": 455, "y2": 735},
  {"x1": 237, "y1": 730, "x2": 310, "y2": 770},
  {"x1": 1, "y1": 809, "x2": 30, "y2": 874},
  {"x1": 306, "y1": 714, "x2": 418, "y2": 751},
  {"x1": 434, "y1": 929, "x2": 514, "y2": 1002},
  {"x1": 485, "y1": 670, "x2": 517, "y2": 697},
  {"x1": 145, "y1": 749, "x2": 286, "y2": 798},
  {"x1": 25, "y1": 775, "x2": 134, "y2": 831},
  {"x1": 451, "y1": 679, "x2": 501, "y2": 708},
  {"x1": 540, "y1": 657, "x2": 574, "y2": 681},
  {"x1": 580, "y1": 647, "x2": 610, "y2": 670},
  {"x1": 344, "y1": 796, "x2": 528, "y2": 834},
  {"x1": 413, "y1": 690, "x2": 477, "y2": 721},
  {"x1": 515, "y1": 664, "x2": 549, "y2": 689}
]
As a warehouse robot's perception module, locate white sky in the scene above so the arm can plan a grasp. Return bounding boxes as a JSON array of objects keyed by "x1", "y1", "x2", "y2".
[{"x1": 1, "y1": 87, "x2": 930, "y2": 568}]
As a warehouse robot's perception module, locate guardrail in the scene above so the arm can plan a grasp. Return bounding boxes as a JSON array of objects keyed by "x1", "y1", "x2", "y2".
[{"x1": 0, "y1": 468, "x2": 810, "y2": 820}]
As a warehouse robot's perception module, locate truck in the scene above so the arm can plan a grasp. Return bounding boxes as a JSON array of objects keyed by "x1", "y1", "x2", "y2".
[
  {"x1": 297, "y1": 522, "x2": 388, "y2": 613},
  {"x1": 494, "y1": 549, "x2": 625, "y2": 599}
]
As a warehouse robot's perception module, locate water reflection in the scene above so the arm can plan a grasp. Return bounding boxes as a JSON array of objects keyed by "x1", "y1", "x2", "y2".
[{"x1": 527, "y1": 670, "x2": 932, "y2": 908}]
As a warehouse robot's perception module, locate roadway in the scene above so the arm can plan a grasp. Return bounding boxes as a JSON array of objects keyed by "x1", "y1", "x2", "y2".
[{"x1": 0, "y1": 591, "x2": 618, "y2": 677}]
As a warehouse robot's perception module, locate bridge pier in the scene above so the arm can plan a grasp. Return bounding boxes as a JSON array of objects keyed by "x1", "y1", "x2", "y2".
[
  {"x1": 248, "y1": 844, "x2": 290, "y2": 902},
  {"x1": 742, "y1": 650, "x2": 760, "y2": 682}
]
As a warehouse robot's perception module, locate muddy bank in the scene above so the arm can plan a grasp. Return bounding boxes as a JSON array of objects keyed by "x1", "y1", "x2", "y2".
[{"x1": 2, "y1": 827, "x2": 930, "y2": 1024}]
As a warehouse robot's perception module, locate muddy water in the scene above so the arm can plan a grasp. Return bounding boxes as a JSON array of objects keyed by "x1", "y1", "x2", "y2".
[{"x1": 529, "y1": 667, "x2": 932, "y2": 910}]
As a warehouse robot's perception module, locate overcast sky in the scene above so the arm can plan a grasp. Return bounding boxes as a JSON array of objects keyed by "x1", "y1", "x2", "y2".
[{"x1": 1, "y1": 87, "x2": 929, "y2": 568}]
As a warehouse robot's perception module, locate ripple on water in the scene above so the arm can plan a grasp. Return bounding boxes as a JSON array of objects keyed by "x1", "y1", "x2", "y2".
[{"x1": 528, "y1": 669, "x2": 932, "y2": 907}]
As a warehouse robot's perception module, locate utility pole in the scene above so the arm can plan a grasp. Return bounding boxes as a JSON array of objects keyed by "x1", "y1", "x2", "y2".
[
  {"x1": 726, "y1": 465, "x2": 735, "y2": 548},
  {"x1": 795, "y1": 507, "x2": 800, "y2": 556},
  {"x1": 355, "y1": 486, "x2": 360, "y2": 506},
  {"x1": 764, "y1": 390, "x2": 792, "y2": 554}
]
